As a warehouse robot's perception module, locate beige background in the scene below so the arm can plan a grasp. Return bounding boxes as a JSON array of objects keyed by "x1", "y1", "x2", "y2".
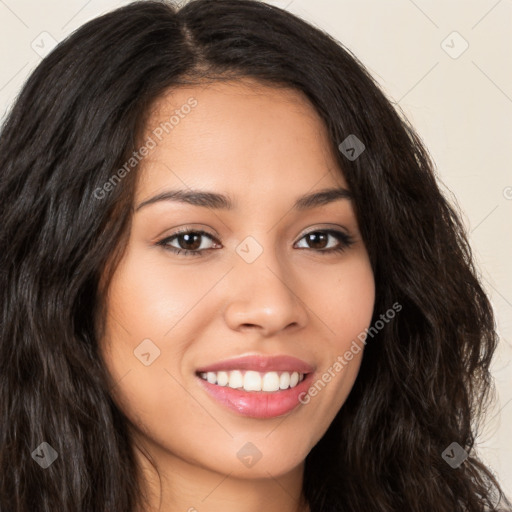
[{"x1": 0, "y1": 0, "x2": 510, "y2": 499}]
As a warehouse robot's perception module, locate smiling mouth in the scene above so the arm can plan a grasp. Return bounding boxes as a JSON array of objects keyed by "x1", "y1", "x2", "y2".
[{"x1": 196, "y1": 370, "x2": 307, "y2": 392}]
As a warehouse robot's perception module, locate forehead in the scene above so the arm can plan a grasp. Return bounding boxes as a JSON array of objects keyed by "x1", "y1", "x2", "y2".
[{"x1": 136, "y1": 79, "x2": 347, "y2": 198}]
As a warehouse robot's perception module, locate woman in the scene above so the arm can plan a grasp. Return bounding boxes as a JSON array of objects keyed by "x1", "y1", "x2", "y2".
[{"x1": 0, "y1": 1, "x2": 510, "y2": 511}]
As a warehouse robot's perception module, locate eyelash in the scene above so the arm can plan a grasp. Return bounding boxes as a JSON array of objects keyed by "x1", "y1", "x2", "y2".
[{"x1": 156, "y1": 228, "x2": 355, "y2": 257}]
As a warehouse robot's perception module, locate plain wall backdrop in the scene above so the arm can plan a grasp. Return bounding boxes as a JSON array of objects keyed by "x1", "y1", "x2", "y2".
[{"x1": 0, "y1": 0, "x2": 510, "y2": 501}]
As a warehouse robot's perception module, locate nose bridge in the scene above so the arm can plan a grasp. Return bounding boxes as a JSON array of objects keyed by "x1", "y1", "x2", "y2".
[
  {"x1": 223, "y1": 232, "x2": 308, "y2": 333},
  {"x1": 235, "y1": 232, "x2": 288, "y2": 287}
]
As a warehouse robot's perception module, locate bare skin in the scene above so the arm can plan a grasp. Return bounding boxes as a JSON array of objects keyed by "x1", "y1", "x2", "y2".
[{"x1": 98, "y1": 78, "x2": 375, "y2": 512}]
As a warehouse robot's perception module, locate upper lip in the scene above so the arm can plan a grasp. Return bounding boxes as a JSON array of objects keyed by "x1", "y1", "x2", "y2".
[{"x1": 195, "y1": 355, "x2": 315, "y2": 374}]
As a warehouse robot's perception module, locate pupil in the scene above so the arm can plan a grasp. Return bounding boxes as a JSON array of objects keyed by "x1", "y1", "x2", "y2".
[
  {"x1": 180, "y1": 233, "x2": 201, "y2": 250},
  {"x1": 309, "y1": 232, "x2": 327, "y2": 249}
]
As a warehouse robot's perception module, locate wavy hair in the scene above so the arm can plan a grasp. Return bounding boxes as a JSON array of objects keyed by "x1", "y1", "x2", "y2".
[{"x1": 0, "y1": 1, "x2": 510, "y2": 510}]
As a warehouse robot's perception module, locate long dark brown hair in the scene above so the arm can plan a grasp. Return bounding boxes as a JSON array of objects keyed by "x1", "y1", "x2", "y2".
[{"x1": 0, "y1": 1, "x2": 510, "y2": 510}]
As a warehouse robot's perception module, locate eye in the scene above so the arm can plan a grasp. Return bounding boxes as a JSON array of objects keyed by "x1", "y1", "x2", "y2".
[
  {"x1": 156, "y1": 228, "x2": 355, "y2": 257},
  {"x1": 294, "y1": 229, "x2": 355, "y2": 254},
  {"x1": 156, "y1": 229, "x2": 220, "y2": 257}
]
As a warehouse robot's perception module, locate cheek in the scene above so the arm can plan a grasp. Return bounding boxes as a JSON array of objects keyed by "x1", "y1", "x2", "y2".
[
  {"x1": 97, "y1": 272, "x2": 199, "y2": 456},
  {"x1": 97, "y1": 246, "x2": 202, "y2": 412},
  {"x1": 297, "y1": 251, "x2": 374, "y2": 426},
  {"x1": 104, "y1": 247, "x2": 201, "y2": 337},
  {"x1": 303, "y1": 250, "x2": 375, "y2": 348},
  {"x1": 100, "y1": 243, "x2": 227, "y2": 362}
]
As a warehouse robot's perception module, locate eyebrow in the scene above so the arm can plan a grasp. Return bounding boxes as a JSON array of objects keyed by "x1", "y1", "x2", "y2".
[{"x1": 134, "y1": 186, "x2": 352, "y2": 212}]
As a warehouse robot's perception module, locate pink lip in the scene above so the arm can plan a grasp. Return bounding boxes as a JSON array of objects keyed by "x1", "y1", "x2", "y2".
[
  {"x1": 195, "y1": 354, "x2": 314, "y2": 374},
  {"x1": 196, "y1": 372, "x2": 315, "y2": 419},
  {"x1": 195, "y1": 355, "x2": 316, "y2": 419}
]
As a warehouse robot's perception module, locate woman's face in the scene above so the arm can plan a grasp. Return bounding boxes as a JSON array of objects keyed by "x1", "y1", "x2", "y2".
[{"x1": 99, "y1": 79, "x2": 375, "y2": 481}]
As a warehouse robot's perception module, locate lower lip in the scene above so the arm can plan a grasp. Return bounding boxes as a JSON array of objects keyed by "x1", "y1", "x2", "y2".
[{"x1": 196, "y1": 373, "x2": 314, "y2": 418}]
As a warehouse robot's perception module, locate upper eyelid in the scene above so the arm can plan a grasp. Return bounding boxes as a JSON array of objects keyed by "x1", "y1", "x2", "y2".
[
  {"x1": 164, "y1": 228, "x2": 220, "y2": 243},
  {"x1": 167, "y1": 222, "x2": 352, "y2": 237}
]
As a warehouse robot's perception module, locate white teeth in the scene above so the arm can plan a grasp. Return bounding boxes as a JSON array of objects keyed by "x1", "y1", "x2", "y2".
[
  {"x1": 279, "y1": 372, "x2": 290, "y2": 389},
  {"x1": 243, "y1": 371, "x2": 261, "y2": 391},
  {"x1": 217, "y1": 371, "x2": 229, "y2": 386},
  {"x1": 198, "y1": 370, "x2": 305, "y2": 392},
  {"x1": 262, "y1": 371, "x2": 280, "y2": 392},
  {"x1": 228, "y1": 370, "x2": 243, "y2": 389}
]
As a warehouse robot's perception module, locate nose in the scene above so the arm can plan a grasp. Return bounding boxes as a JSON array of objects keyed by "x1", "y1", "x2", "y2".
[{"x1": 222, "y1": 244, "x2": 309, "y2": 336}]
